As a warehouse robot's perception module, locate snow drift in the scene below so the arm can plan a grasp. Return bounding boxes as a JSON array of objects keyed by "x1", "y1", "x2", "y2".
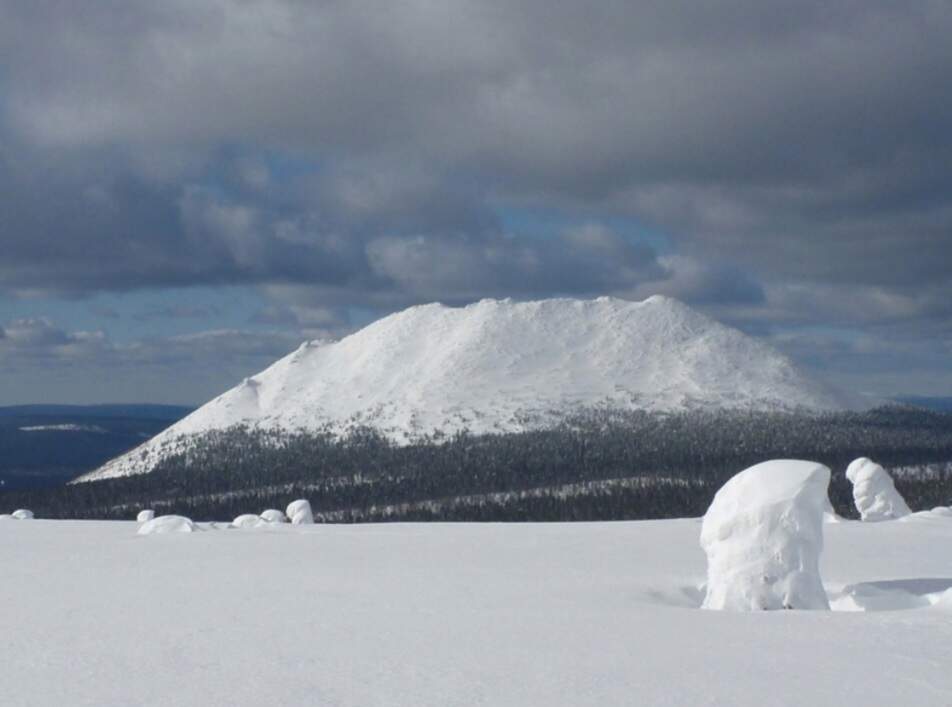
[
  {"x1": 846, "y1": 457, "x2": 911, "y2": 521},
  {"x1": 137, "y1": 509, "x2": 156, "y2": 523},
  {"x1": 232, "y1": 514, "x2": 264, "y2": 528},
  {"x1": 701, "y1": 460, "x2": 832, "y2": 611},
  {"x1": 82, "y1": 296, "x2": 862, "y2": 481},
  {"x1": 138, "y1": 515, "x2": 197, "y2": 535}
]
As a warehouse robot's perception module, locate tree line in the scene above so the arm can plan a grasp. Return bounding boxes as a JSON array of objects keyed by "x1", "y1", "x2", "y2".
[{"x1": 3, "y1": 406, "x2": 952, "y2": 522}]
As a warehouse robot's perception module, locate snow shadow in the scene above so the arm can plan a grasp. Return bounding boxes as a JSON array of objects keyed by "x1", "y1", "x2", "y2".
[
  {"x1": 645, "y1": 578, "x2": 952, "y2": 612},
  {"x1": 830, "y1": 578, "x2": 952, "y2": 612},
  {"x1": 641, "y1": 584, "x2": 706, "y2": 608}
]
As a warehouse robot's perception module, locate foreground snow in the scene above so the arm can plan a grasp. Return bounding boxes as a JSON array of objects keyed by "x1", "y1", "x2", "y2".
[{"x1": 2, "y1": 518, "x2": 952, "y2": 706}]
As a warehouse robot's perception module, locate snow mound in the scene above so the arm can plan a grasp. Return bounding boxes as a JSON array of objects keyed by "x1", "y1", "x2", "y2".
[
  {"x1": 137, "y1": 515, "x2": 197, "y2": 535},
  {"x1": 846, "y1": 458, "x2": 911, "y2": 521},
  {"x1": 899, "y1": 507, "x2": 952, "y2": 522},
  {"x1": 232, "y1": 514, "x2": 265, "y2": 528},
  {"x1": 259, "y1": 509, "x2": 288, "y2": 524},
  {"x1": 831, "y1": 578, "x2": 952, "y2": 612},
  {"x1": 286, "y1": 499, "x2": 314, "y2": 525},
  {"x1": 136, "y1": 509, "x2": 156, "y2": 523},
  {"x1": 81, "y1": 296, "x2": 864, "y2": 481},
  {"x1": 12, "y1": 509, "x2": 34, "y2": 520},
  {"x1": 701, "y1": 459, "x2": 832, "y2": 611}
]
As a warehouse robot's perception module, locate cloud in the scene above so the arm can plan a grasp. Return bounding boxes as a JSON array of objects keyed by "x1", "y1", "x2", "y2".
[
  {"x1": 0, "y1": 0, "x2": 951, "y2": 395},
  {"x1": 0, "y1": 316, "x2": 302, "y2": 404},
  {"x1": 629, "y1": 255, "x2": 765, "y2": 307},
  {"x1": 1, "y1": 2, "x2": 949, "y2": 303}
]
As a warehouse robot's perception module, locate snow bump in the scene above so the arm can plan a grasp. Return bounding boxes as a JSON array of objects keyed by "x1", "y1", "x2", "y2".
[{"x1": 137, "y1": 515, "x2": 197, "y2": 535}]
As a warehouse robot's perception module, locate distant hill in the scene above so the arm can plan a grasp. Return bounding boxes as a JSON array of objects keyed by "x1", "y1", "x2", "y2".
[
  {"x1": 0, "y1": 404, "x2": 192, "y2": 420},
  {"x1": 0, "y1": 405, "x2": 191, "y2": 489},
  {"x1": 896, "y1": 397, "x2": 952, "y2": 413},
  {"x1": 84, "y1": 295, "x2": 867, "y2": 481}
]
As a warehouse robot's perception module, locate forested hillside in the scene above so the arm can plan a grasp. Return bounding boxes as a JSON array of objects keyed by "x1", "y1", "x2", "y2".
[{"x1": 4, "y1": 406, "x2": 952, "y2": 521}]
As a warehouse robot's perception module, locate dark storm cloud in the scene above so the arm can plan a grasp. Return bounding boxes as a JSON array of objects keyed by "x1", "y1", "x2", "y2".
[
  {"x1": 3, "y1": 1, "x2": 950, "y2": 300},
  {"x1": 0, "y1": 315, "x2": 305, "y2": 403},
  {"x1": 0, "y1": 0, "x2": 951, "y2": 395},
  {"x1": 0, "y1": 143, "x2": 666, "y2": 302}
]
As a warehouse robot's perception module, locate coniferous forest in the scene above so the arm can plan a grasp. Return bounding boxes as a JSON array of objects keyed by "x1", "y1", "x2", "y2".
[{"x1": 3, "y1": 406, "x2": 952, "y2": 522}]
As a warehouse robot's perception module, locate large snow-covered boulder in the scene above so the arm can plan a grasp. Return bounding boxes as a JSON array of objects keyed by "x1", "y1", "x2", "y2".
[
  {"x1": 136, "y1": 509, "x2": 156, "y2": 523},
  {"x1": 137, "y1": 515, "x2": 196, "y2": 535},
  {"x1": 845, "y1": 457, "x2": 911, "y2": 521},
  {"x1": 701, "y1": 460, "x2": 832, "y2": 611},
  {"x1": 12, "y1": 509, "x2": 34, "y2": 520},
  {"x1": 259, "y1": 509, "x2": 288, "y2": 524},
  {"x1": 286, "y1": 499, "x2": 314, "y2": 525}
]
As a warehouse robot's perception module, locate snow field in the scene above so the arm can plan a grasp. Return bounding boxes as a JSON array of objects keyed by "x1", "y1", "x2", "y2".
[{"x1": 3, "y1": 517, "x2": 952, "y2": 707}]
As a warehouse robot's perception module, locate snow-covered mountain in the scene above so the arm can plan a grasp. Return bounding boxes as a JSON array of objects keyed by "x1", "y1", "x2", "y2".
[{"x1": 81, "y1": 295, "x2": 863, "y2": 481}]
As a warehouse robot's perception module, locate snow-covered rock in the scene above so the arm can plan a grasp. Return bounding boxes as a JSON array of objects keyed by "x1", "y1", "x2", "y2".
[
  {"x1": 701, "y1": 460, "x2": 832, "y2": 611},
  {"x1": 259, "y1": 509, "x2": 288, "y2": 524},
  {"x1": 232, "y1": 514, "x2": 265, "y2": 528},
  {"x1": 81, "y1": 296, "x2": 864, "y2": 481},
  {"x1": 136, "y1": 509, "x2": 156, "y2": 523},
  {"x1": 137, "y1": 515, "x2": 197, "y2": 535},
  {"x1": 12, "y1": 509, "x2": 34, "y2": 520},
  {"x1": 286, "y1": 499, "x2": 314, "y2": 525},
  {"x1": 845, "y1": 458, "x2": 911, "y2": 521}
]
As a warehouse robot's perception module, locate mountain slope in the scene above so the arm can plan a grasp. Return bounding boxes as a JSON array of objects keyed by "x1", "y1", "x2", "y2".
[{"x1": 80, "y1": 295, "x2": 862, "y2": 481}]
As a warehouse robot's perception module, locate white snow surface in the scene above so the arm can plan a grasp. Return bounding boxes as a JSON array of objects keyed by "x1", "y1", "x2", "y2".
[
  {"x1": 701, "y1": 460, "x2": 831, "y2": 610},
  {"x1": 136, "y1": 509, "x2": 156, "y2": 523},
  {"x1": 137, "y1": 515, "x2": 196, "y2": 535},
  {"x1": 81, "y1": 296, "x2": 862, "y2": 481},
  {"x1": 3, "y1": 517, "x2": 952, "y2": 706},
  {"x1": 846, "y1": 457, "x2": 912, "y2": 521}
]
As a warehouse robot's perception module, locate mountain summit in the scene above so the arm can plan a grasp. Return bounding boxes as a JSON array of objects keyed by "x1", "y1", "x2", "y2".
[{"x1": 81, "y1": 296, "x2": 861, "y2": 481}]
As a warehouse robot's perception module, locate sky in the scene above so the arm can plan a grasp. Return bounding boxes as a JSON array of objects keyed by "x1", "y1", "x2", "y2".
[{"x1": 1, "y1": 0, "x2": 951, "y2": 405}]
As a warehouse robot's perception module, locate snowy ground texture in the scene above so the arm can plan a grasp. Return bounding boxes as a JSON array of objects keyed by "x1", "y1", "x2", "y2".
[{"x1": 3, "y1": 517, "x2": 952, "y2": 707}]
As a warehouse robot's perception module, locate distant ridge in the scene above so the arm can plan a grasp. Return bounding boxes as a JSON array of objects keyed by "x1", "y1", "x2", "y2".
[
  {"x1": 0, "y1": 404, "x2": 193, "y2": 420},
  {"x1": 81, "y1": 295, "x2": 865, "y2": 481}
]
